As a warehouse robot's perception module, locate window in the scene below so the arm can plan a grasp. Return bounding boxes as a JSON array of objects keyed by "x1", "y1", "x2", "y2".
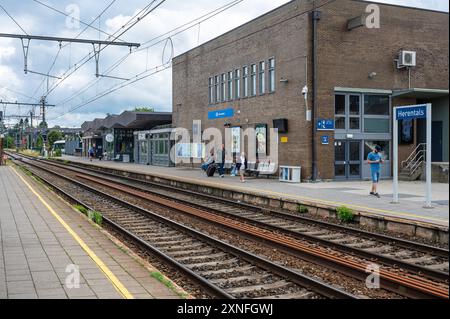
[
  {"x1": 364, "y1": 95, "x2": 390, "y2": 115},
  {"x1": 227, "y1": 71, "x2": 233, "y2": 101},
  {"x1": 349, "y1": 95, "x2": 360, "y2": 130},
  {"x1": 250, "y1": 64, "x2": 257, "y2": 96},
  {"x1": 220, "y1": 73, "x2": 226, "y2": 102},
  {"x1": 214, "y1": 76, "x2": 220, "y2": 103},
  {"x1": 335, "y1": 94, "x2": 346, "y2": 130},
  {"x1": 259, "y1": 61, "x2": 265, "y2": 94},
  {"x1": 364, "y1": 118, "x2": 390, "y2": 133},
  {"x1": 243, "y1": 66, "x2": 249, "y2": 97},
  {"x1": 208, "y1": 77, "x2": 214, "y2": 104},
  {"x1": 234, "y1": 69, "x2": 241, "y2": 99},
  {"x1": 268, "y1": 58, "x2": 275, "y2": 92}
]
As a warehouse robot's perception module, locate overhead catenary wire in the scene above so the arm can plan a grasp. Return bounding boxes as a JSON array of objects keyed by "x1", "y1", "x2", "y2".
[
  {"x1": 32, "y1": 0, "x2": 126, "y2": 42},
  {"x1": 21, "y1": 0, "x2": 120, "y2": 119},
  {"x1": 26, "y1": 0, "x2": 119, "y2": 101},
  {"x1": 52, "y1": 0, "x2": 245, "y2": 109},
  {"x1": 0, "y1": 4, "x2": 28, "y2": 35},
  {"x1": 43, "y1": 0, "x2": 165, "y2": 98}
]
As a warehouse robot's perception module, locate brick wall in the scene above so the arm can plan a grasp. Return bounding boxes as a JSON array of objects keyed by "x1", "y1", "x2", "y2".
[
  {"x1": 315, "y1": 0, "x2": 449, "y2": 178},
  {"x1": 172, "y1": 0, "x2": 449, "y2": 180}
]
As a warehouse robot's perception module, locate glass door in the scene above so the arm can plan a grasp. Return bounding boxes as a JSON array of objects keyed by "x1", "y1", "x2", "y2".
[
  {"x1": 334, "y1": 140, "x2": 347, "y2": 179},
  {"x1": 335, "y1": 140, "x2": 362, "y2": 179}
]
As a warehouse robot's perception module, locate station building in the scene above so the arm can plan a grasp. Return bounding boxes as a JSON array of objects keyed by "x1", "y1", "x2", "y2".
[
  {"x1": 172, "y1": 0, "x2": 449, "y2": 181},
  {"x1": 81, "y1": 111, "x2": 172, "y2": 162}
]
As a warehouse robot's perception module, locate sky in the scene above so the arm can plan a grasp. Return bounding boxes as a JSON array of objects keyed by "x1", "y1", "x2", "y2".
[{"x1": 0, "y1": 0, "x2": 448, "y2": 128}]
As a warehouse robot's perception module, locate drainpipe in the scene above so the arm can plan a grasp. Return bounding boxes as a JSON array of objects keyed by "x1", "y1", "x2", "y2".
[{"x1": 311, "y1": 10, "x2": 321, "y2": 181}]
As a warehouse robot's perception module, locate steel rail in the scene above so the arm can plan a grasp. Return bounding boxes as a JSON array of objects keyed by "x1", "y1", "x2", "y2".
[{"x1": 11, "y1": 156, "x2": 356, "y2": 299}]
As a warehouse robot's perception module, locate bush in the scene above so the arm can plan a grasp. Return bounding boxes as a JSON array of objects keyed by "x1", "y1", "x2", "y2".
[
  {"x1": 54, "y1": 149, "x2": 62, "y2": 157},
  {"x1": 74, "y1": 204, "x2": 88, "y2": 215},
  {"x1": 297, "y1": 205, "x2": 309, "y2": 214},
  {"x1": 336, "y1": 206, "x2": 354, "y2": 223},
  {"x1": 88, "y1": 210, "x2": 103, "y2": 225}
]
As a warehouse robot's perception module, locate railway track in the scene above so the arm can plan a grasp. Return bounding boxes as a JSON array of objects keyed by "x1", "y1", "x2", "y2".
[
  {"x1": 10, "y1": 154, "x2": 356, "y2": 299},
  {"x1": 9, "y1": 153, "x2": 449, "y2": 298}
]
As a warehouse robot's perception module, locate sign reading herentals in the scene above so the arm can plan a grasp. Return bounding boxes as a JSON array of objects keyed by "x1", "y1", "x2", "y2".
[
  {"x1": 396, "y1": 104, "x2": 427, "y2": 120},
  {"x1": 208, "y1": 108, "x2": 234, "y2": 120}
]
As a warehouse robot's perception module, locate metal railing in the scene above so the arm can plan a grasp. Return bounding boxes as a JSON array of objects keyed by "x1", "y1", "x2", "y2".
[{"x1": 401, "y1": 143, "x2": 426, "y2": 177}]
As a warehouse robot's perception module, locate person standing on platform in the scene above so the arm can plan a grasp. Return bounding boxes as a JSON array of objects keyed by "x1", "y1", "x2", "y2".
[
  {"x1": 239, "y1": 152, "x2": 247, "y2": 183},
  {"x1": 217, "y1": 144, "x2": 226, "y2": 178},
  {"x1": 367, "y1": 145, "x2": 384, "y2": 198},
  {"x1": 88, "y1": 146, "x2": 95, "y2": 162}
]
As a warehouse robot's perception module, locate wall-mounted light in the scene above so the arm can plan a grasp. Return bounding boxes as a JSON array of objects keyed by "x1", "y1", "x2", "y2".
[
  {"x1": 279, "y1": 77, "x2": 289, "y2": 83},
  {"x1": 368, "y1": 72, "x2": 377, "y2": 79}
]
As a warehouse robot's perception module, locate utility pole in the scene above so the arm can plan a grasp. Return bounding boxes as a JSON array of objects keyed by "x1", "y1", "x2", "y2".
[{"x1": 40, "y1": 96, "x2": 48, "y2": 157}]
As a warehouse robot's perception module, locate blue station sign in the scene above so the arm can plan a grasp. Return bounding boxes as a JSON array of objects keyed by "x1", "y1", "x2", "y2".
[
  {"x1": 321, "y1": 136, "x2": 330, "y2": 145},
  {"x1": 317, "y1": 119, "x2": 334, "y2": 131},
  {"x1": 208, "y1": 108, "x2": 234, "y2": 120},
  {"x1": 396, "y1": 104, "x2": 427, "y2": 120}
]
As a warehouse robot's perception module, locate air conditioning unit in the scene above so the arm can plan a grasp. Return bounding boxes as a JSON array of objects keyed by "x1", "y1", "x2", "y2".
[{"x1": 397, "y1": 50, "x2": 417, "y2": 68}]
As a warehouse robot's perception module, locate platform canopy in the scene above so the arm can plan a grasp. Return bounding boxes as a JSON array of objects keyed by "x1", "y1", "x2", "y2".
[
  {"x1": 81, "y1": 111, "x2": 172, "y2": 133},
  {"x1": 392, "y1": 88, "x2": 449, "y2": 99}
]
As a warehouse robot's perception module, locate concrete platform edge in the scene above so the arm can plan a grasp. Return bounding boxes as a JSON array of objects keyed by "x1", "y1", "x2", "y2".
[{"x1": 53, "y1": 158, "x2": 449, "y2": 244}]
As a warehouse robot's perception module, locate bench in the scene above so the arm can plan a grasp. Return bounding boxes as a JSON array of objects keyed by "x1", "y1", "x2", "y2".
[{"x1": 248, "y1": 161, "x2": 277, "y2": 178}]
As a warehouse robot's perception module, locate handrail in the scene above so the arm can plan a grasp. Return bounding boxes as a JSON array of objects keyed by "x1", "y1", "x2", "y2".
[
  {"x1": 401, "y1": 143, "x2": 426, "y2": 169},
  {"x1": 404, "y1": 150, "x2": 425, "y2": 170},
  {"x1": 409, "y1": 155, "x2": 425, "y2": 176}
]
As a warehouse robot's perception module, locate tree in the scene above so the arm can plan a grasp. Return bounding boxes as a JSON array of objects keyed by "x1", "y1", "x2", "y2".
[
  {"x1": 47, "y1": 130, "x2": 63, "y2": 149},
  {"x1": 134, "y1": 107, "x2": 154, "y2": 112},
  {"x1": 38, "y1": 121, "x2": 48, "y2": 129}
]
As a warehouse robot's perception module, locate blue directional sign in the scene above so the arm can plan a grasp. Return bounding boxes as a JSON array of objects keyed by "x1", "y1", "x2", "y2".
[
  {"x1": 317, "y1": 119, "x2": 334, "y2": 131},
  {"x1": 321, "y1": 136, "x2": 330, "y2": 145},
  {"x1": 208, "y1": 108, "x2": 234, "y2": 120},
  {"x1": 396, "y1": 104, "x2": 427, "y2": 120}
]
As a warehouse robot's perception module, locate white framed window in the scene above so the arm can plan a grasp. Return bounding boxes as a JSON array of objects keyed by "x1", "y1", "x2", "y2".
[
  {"x1": 227, "y1": 71, "x2": 233, "y2": 101},
  {"x1": 208, "y1": 77, "x2": 214, "y2": 104},
  {"x1": 243, "y1": 66, "x2": 249, "y2": 98},
  {"x1": 259, "y1": 61, "x2": 265, "y2": 95},
  {"x1": 214, "y1": 75, "x2": 220, "y2": 103},
  {"x1": 250, "y1": 64, "x2": 257, "y2": 96},
  {"x1": 268, "y1": 58, "x2": 275, "y2": 93},
  {"x1": 234, "y1": 69, "x2": 241, "y2": 99},
  {"x1": 220, "y1": 73, "x2": 226, "y2": 102}
]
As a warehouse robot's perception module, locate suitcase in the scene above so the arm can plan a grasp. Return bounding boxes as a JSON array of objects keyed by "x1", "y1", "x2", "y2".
[{"x1": 206, "y1": 164, "x2": 216, "y2": 177}]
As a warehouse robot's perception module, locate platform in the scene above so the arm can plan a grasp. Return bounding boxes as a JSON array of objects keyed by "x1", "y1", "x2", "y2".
[
  {"x1": 0, "y1": 165, "x2": 182, "y2": 299},
  {"x1": 60, "y1": 156, "x2": 449, "y2": 228}
]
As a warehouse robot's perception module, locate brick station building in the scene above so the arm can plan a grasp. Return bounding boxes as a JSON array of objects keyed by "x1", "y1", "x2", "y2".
[{"x1": 172, "y1": 0, "x2": 449, "y2": 181}]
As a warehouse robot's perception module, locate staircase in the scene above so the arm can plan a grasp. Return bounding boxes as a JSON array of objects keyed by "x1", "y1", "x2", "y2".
[{"x1": 399, "y1": 143, "x2": 426, "y2": 181}]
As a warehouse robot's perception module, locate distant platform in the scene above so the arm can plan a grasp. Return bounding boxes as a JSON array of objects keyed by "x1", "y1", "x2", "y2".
[
  {"x1": 0, "y1": 165, "x2": 181, "y2": 299},
  {"x1": 58, "y1": 156, "x2": 449, "y2": 232}
]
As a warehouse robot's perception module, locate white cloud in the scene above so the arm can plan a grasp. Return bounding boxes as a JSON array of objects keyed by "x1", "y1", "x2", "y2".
[{"x1": 0, "y1": 0, "x2": 448, "y2": 128}]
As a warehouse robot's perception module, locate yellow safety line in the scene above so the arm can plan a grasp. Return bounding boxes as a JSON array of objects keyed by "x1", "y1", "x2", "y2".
[{"x1": 11, "y1": 166, "x2": 134, "y2": 299}]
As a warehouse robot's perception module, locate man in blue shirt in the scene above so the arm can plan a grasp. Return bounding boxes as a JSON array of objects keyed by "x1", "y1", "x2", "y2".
[{"x1": 367, "y1": 145, "x2": 384, "y2": 198}]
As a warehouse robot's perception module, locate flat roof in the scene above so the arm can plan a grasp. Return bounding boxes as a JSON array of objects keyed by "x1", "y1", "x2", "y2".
[
  {"x1": 392, "y1": 88, "x2": 449, "y2": 99},
  {"x1": 173, "y1": 0, "x2": 448, "y2": 60}
]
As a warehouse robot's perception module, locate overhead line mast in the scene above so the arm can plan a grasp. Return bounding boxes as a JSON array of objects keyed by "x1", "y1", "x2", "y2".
[{"x1": 0, "y1": 33, "x2": 140, "y2": 77}]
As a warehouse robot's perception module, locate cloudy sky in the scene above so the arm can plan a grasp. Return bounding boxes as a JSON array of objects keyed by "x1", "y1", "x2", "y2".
[{"x1": 0, "y1": 0, "x2": 448, "y2": 128}]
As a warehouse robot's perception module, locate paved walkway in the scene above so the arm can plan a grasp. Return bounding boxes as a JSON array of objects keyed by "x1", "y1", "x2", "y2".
[
  {"x1": 0, "y1": 165, "x2": 181, "y2": 299},
  {"x1": 62, "y1": 156, "x2": 448, "y2": 226}
]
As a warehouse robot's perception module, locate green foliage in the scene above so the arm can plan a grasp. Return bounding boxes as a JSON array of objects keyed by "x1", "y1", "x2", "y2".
[
  {"x1": 2, "y1": 136, "x2": 14, "y2": 149},
  {"x1": 54, "y1": 149, "x2": 62, "y2": 157},
  {"x1": 297, "y1": 205, "x2": 309, "y2": 214},
  {"x1": 134, "y1": 107, "x2": 154, "y2": 112},
  {"x1": 47, "y1": 130, "x2": 63, "y2": 148},
  {"x1": 74, "y1": 204, "x2": 88, "y2": 215},
  {"x1": 336, "y1": 206, "x2": 355, "y2": 223},
  {"x1": 88, "y1": 210, "x2": 103, "y2": 225}
]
